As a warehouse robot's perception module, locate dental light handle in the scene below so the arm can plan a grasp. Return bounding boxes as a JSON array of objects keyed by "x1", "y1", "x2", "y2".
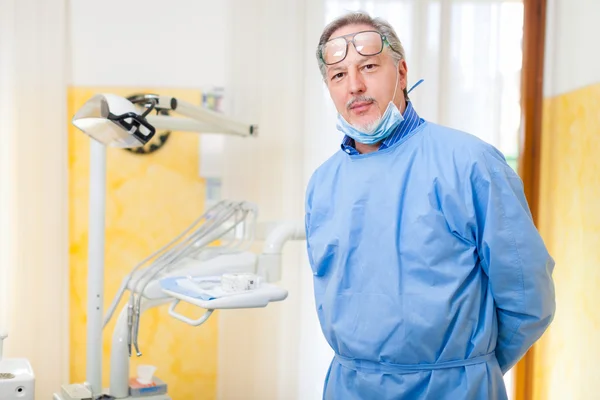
[{"x1": 0, "y1": 330, "x2": 6, "y2": 360}]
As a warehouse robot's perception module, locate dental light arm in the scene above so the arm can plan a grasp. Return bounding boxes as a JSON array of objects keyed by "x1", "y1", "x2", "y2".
[
  {"x1": 72, "y1": 93, "x2": 257, "y2": 149},
  {"x1": 148, "y1": 96, "x2": 257, "y2": 137}
]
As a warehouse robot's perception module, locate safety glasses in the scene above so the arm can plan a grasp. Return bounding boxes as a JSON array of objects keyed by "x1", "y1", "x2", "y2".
[{"x1": 320, "y1": 30, "x2": 392, "y2": 65}]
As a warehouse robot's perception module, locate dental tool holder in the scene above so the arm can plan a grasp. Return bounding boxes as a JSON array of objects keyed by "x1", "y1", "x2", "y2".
[
  {"x1": 127, "y1": 251, "x2": 258, "y2": 300},
  {"x1": 161, "y1": 275, "x2": 288, "y2": 326}
]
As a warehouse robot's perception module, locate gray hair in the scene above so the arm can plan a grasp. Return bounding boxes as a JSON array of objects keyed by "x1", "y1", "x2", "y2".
[{"x1": 316, "y1": 11, "x2": 408, "y2": 99}]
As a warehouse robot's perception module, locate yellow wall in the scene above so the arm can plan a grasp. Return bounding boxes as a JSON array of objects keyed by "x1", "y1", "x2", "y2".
[
  {"x1": 534, "y1": 82, "x2": 600, "y2": 399},
  {"x1": 68, "y1": 87, "x2": 218, "y2": 399}
]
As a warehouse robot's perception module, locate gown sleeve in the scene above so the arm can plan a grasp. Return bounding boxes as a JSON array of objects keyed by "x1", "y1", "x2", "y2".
[
  {"x1": 467, "y1": 145, "x2": 556, "y2": 374},
  {"x1": 304, "y1": 172, "x2": 317, "y2": 270}
]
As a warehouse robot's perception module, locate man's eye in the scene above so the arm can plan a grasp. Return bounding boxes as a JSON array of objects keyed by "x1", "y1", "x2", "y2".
[
  {"x1": 331, "y1": 72, "x2": 344, "y2": 81},
  {"x1": 363, "y1": 64, "x2": 376, "y2": 70}
]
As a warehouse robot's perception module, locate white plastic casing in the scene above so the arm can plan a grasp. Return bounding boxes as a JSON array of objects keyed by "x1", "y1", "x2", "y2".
[{"x1": 0, "y1": 358, "x2": 35, "y2": 400}]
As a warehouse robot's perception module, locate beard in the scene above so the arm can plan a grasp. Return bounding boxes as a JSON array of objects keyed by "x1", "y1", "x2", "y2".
[
  {"x1": 346, "y1": 95, "x2": 383, "y2": 134},
  {"x1": 351, "y1": 115, "x2": 382, "y2": 134}
]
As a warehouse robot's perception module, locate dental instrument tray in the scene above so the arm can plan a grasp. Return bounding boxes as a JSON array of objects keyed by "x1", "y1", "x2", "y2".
[{"x1": 160, "y1": 274, "x2": 288, "y2": 312}]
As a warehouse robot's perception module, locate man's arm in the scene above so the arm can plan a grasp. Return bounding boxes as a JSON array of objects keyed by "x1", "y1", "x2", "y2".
[
  {"x1": 470, "y1": 147, "x2": 556, "y2": 374},
  {"x1": 304, "y1": 173, "x2": 317, "y2": 270}
]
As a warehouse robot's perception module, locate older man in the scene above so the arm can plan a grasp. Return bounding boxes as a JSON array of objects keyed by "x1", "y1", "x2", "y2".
[{"x1": 304, "y1": 11, "x2": 555, "y2": 400}]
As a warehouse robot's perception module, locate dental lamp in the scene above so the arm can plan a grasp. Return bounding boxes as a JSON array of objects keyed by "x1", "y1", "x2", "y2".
[
  {"x1": 64, "y1": 93, "x2": 259, "y2": 399},
  {"x1": 72, "y1": 93, "x2": 258, "y2": 147}
]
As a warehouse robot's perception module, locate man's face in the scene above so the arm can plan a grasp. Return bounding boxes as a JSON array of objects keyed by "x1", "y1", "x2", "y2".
[{"x1": 324, "y1": 24, "x2": 407, "y2": 131}]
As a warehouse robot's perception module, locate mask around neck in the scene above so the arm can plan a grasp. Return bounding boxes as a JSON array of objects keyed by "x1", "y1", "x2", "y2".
[
  {"x1": 336, "y1": 101, "x2": 404, "y2": 145},
  {"x1": 336, "y1": 69, "x2": 403, "y2": 146}
]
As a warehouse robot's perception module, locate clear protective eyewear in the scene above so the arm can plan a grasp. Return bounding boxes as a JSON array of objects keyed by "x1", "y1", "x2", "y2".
[{"x1": 320, "y1": 30, "x2": 394, "y2": 65}]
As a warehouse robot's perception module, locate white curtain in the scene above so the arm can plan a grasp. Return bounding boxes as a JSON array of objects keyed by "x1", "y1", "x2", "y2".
[
  {"x1": 299, "y1": 1, "x2": 524, "y2": 399},
  {"x1": 0, "y1": 0, "x2": 18, "y2": 343},
  {"x1": 0, "y1": 0, "x2": 69, "y2": 397}
]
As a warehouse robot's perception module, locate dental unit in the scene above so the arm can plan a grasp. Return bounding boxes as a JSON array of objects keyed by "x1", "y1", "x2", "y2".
[{"x1": 0, "y1": 93, "x2": 305, "y2": 400}]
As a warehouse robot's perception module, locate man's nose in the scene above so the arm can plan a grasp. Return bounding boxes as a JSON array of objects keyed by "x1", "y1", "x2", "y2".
[{"x1": 348, "y1": 68, "x2": 366, "y2": 95}]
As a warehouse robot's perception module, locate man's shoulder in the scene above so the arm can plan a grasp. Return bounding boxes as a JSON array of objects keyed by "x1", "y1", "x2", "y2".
[
  {"x1": 425, "y1": 122, "x2": 492, "y2": 150},
  {"x1": 424, "y1": 122, "x2": 506, "y2": 162},
  {"x1": 306, "y1": 149, "x2": 345, "y2": 193},
  {"x1": 311, "y1": 149, "x2": 345, "y2": 176},
  {"x1": 420, "y1": 122, "x2": 511, "y2": 183}
]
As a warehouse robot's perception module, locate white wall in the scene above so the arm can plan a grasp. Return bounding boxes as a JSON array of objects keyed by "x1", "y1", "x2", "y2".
[
  {"x1": 298, "y1": 1, "x2": 340, "y2": 399},
  {"x1": 216, "y1": 0, "x2": 309, "y2": 398},
  {"x1": 69, "y1": 0, "x2": 230, "y2": 88},
  {"x1": 0, "y1": 0, "x2": 69, "y2": 398},
  {"x1": 217, "y1": 0, "x2": 342, "y2": 398},
  {"x1": 543, "y1": 0, "x2": 600, "y2": 97}
]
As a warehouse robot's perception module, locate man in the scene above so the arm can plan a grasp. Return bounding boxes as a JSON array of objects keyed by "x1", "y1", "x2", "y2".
[{"x1": 304, "y1": 11, "x2": 555, "y2": 400}]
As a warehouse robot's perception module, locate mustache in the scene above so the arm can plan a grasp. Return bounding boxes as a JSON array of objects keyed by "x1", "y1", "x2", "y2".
[{"x1": 346, "y1": 96, "x2": 376, "y2": 110}]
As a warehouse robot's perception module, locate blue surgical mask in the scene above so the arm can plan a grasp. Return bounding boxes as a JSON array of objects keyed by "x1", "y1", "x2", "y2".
[
  {"x1": 336, "y1": 100, "x2": 403, "y2": 145},
  {"x1": 335, "y1": 76, "x2": 424, "y2": 146}
]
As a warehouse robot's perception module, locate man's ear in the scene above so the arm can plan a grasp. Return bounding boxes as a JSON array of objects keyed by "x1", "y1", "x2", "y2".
[{"x1": 398, "y1": 59, "x2": 408, "y2": 92}]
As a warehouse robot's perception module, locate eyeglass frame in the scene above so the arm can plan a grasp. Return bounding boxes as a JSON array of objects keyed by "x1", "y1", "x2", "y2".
[{"x1": 319, "y1": 30, "x2": 400, "y2": 66}]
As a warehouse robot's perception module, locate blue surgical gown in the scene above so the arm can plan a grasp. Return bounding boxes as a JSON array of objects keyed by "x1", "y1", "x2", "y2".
[{"x1": 304, "y1": 121, "x2": 555, "y2": 399}]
